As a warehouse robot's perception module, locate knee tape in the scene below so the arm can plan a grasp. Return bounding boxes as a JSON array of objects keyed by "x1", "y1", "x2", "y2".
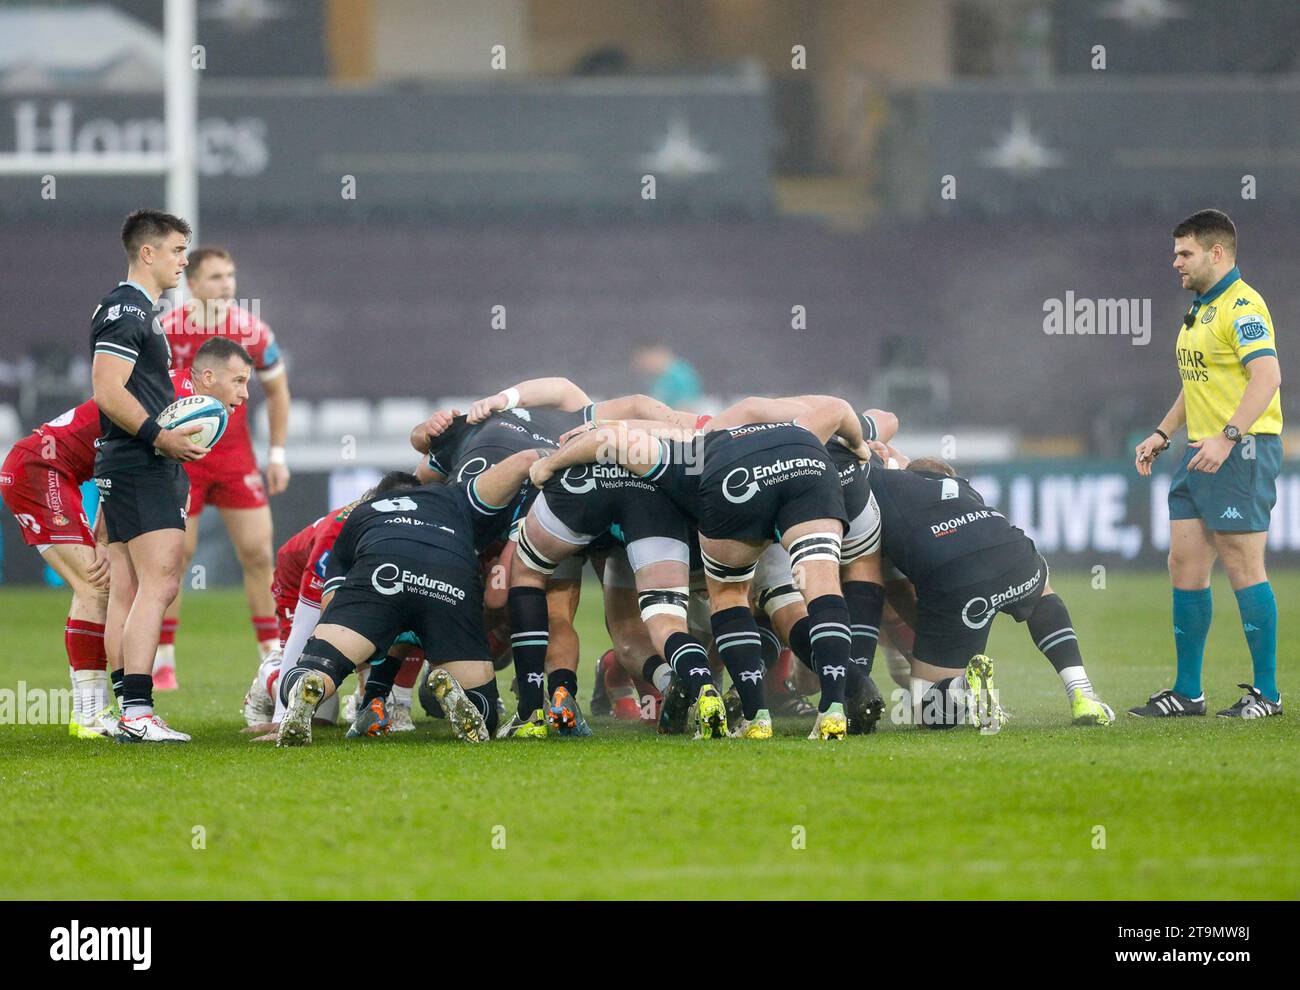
[
  {"x1": 788, "y1": 531, "x2": 842, "y2": 569},
  {"x1": 638, "y1": 587, "x2": 689, "y2": 623}
]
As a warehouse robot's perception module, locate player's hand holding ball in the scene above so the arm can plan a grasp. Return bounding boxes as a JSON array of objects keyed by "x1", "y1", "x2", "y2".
[{"x1": 155, "y1": 422, "x2": 209, "y2": 462}]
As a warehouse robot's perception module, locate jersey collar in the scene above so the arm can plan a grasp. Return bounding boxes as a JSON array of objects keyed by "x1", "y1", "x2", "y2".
[
  {"x1": 118, "y1": 279, "x2": 157, "y2": 306},
  {"x1": 1194, "y1": 265, "x2": 1240, "y2": 306}
]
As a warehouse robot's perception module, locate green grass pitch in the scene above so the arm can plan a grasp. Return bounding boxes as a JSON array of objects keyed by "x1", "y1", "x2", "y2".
[{"x1": 0, "y1": 571, "x2": 1295, "y2": 900}]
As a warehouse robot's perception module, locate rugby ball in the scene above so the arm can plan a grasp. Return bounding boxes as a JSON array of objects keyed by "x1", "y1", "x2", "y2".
[{"x1": 156, "y1": 394, "x2": 229, "y2": 450}]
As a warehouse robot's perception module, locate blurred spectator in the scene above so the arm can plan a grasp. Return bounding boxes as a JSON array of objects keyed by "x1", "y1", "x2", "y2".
[{"x1": 632, "y1": 342, "x2": 701, "y2": 408}]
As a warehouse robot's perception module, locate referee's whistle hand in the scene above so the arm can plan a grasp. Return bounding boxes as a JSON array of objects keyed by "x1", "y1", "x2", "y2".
[{"x1": 1134, "y1": 433, "x2": 1166, "y2": 477}]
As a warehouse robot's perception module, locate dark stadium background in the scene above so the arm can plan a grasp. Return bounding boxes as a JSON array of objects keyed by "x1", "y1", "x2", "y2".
[{"x1": 1, "y1": 0, "x2": 1297, "y2": 584}]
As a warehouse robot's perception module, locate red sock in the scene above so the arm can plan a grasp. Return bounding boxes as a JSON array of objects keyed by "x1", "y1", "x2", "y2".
[
  {"x1": 603, "y1": 654, "x2": 633, "y2": 691},
  {"x1": 251, "y1": 615, "x2": 278, "y2": 646},
  {"x1": 65, "y1": 620, "x2": 107, "y2": 671},
  {"x1": 882, "y1": 612, "x2": 915, "y2": 654},
  {"x1": 772, "y1": 647, "x2": 794, "y2": 684},
  {"x1": 395, "y1": 649, "x2": 425, "y2": 689},
  {"x1": 159, "y1": 618, "x2": 178, "y2": 647}
]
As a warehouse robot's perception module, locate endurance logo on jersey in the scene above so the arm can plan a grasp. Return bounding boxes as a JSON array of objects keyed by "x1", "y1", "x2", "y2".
[{"x1": 1175, "y1": 266, "x2": 1282, "y2": 440}]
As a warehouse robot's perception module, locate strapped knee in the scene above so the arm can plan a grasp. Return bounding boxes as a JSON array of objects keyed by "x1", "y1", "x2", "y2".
[
  {"x1": 300, "y1": 640, "x2": 356, "y2": 691},
  {"x1": 638, "y1": 587, "x2": 689, "y2": 623},
  {"x1": 757, "y1": 582, "x2": 802, "y2": 616},
  {"x1": 700, "y1": 548, "x2": 756, "y2": 584},
  {"x1": 788, "y1": 531, "x2": 842, "y2": 569},
  {"x1": 515, "y1": 523, "x2": 561, "y2": 576}
]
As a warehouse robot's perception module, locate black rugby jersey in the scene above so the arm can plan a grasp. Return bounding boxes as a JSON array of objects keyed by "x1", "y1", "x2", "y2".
[
  {"x1": 90, "y1": 281, "x2": 173, "y2": 470},
  {"x1": 868, "y1": 468, "x2": 1031, "y2": 589},
  {"x1": 321, "y1": 480, "x2": 512, "y2": 594},
  {"x1": 427, "y1": 406, "x2": 594, "y2": 482}
]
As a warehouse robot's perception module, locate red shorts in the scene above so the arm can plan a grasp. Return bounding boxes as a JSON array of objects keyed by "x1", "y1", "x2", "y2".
[
  {"x1": 185, "y1": 446, "x2": 267, "y2": 516},
  {"x1": 0, "y1": 444, "x2": 94, "y2": 549}
]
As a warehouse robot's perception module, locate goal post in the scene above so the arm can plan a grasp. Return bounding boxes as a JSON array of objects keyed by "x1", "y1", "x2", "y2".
[{"x1": 0, "y1": 0, "x2": 199, "y2": 246}]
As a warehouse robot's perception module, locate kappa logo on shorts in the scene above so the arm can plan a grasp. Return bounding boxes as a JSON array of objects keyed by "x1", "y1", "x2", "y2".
[
  {"x1": 961, "y1": 568, "x2": 1042, "y2": 630},
  {"x1": 1220, "y1": 506, "x2": 1244, "y2": 520}
]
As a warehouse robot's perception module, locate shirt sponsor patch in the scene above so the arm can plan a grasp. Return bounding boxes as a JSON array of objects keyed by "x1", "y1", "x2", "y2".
[{"x1": 1233, "y1": 314, "x2": 1269, "y2": 345}]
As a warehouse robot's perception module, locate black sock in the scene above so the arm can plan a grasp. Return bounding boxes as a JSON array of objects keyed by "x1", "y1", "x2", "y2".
[
  {"x1": 548, "y1": 668, "x2": 578, "y2": 699},
  {"x1": 465, "y1": 679, "x2": 500, "y2": 735},
  {"x1": 121, "y1": 673, "x2": 153, "y2": 717},
  {"x1": 806, "y1": 594, "x2": 853, "y2": 711},
  {"x1": 110, "y1": 668, "x2": 125, "y2": 706},
  {"x1": 794, "y1": 611, "x2": 869, "y2": 701},
  {"x1": 754, "y1": 611, "x2": 783, "y2": 669},
  {"x1": 664, "y1": 631, "x2": 712, "y2": 699},
  {"x1": 919, "y1": 676, "x2": 963, "y2": 729},
  {"x1": 642, "y1": 654, "x2": 668, "y2": 688},
  {"x1": 710, "y1": 606, "x2": 764, "y2": 719},
  {"x1": 842, "y1": 581, "x2": 884, "y2": 676},
  {"x1": 364, "y1": 653, "x2": 403, "y2": 703},
  {"x1": 1026, "y1": 593, "x2": 1084, "y2": 673},
  {"x1": 507, "y1": 586, "x2": 549, "y2": 714}
]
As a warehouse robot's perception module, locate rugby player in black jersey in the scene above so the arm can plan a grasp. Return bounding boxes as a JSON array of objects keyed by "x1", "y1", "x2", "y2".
[
  {"x1": 867, "y1": 455, "x2": 1115, "y2": 728},
  {"x1": 533, "y1": 394, "x2": 871, "y2": 741},
  {"x1": 411, "y1": 378, "x2": 696, "y2": 736},
  {"x1": 91, "y1": 209, "x2": 210, "y2": 743},
  {"x1": 274, "y1": 450, "x2": 545, "y2": 746},
  {"x1": 753, "y1": 408, "x2": 897, "y2": 734}
]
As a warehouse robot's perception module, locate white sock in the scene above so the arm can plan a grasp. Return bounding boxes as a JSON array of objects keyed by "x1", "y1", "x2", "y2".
[
  {"x1": 650, "y1": 663, "x2": 673, "y2": 694},
  {"x1": 257, "y1": 639, "x2": 277, "y2": 661},
  {"x1": 71, "y1": 669, "x2": 109, "y2": 722},
  {"x1": 391, "y1": 684, "x2": 413, "y2": 706},
  {"x1": 153, "y1": 643, "x2": 175, "y2": 672},
  {"x1": 1060, "y1": 665, "x2": 1094, "y2": 701}
]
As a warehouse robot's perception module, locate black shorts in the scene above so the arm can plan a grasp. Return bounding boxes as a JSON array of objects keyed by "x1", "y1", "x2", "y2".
[
  {"x1": 321, "y1": 552, "x2": 489, "y2": 663},
  {"x1": 94, "y1": 460, "x2": 189, "y2": 544},
  {"x1": 540, "y1": 465, "x2": 691, "y2": 547},
  {"x1": 698, "y1": 437, "x2": 847, "y2": 542},
  {"x1": 912, "y1": 546, "x2": 1048, "y2": 669}
]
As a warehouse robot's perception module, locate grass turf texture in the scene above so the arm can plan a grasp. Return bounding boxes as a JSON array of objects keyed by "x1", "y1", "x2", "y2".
[{"x1": 0, "y1": 571, "x2": 1296, "y2": 900}]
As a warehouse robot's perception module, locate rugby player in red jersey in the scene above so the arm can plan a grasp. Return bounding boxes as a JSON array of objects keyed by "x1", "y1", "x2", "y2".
[
  {"x1": 156, "y1": 247, "x2": 293, "y2": 688},
  {"x1": 1, "y1": 338, "x2": 251, "y2": 738}
]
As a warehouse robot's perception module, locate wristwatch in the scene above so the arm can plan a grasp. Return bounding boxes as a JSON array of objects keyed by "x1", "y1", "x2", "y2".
[{"x1": 1222, "y1": 424, "x2": 1243, "y2": 443}]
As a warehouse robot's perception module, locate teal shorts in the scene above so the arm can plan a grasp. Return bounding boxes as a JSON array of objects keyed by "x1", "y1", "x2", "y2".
[{"x1": 1168, "y1": 434, "x2": 1281, "y2": 532}]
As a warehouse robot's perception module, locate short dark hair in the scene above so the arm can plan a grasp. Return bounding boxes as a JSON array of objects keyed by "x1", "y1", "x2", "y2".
[
  {"x1": 121, "y1": 209, "x2": 192, "y2": 261},
  {"x1": 193, "y1": 337, "x2": 252, "y2": 368},
  {"x1": 186, "y1": 246, "x2": 233, "y2": 280},
  {"x1": 364, "y1": 471, "x2": 421, "y2": 500},
  {"x1": 1171, "y1": 209, "x2": 1237, "y2": 255},
  {"x1": 906, "y1": 456, "x2": 955, "y2": 478}
]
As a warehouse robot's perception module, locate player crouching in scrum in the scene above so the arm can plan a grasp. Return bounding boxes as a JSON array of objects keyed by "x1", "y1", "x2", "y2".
[{"x1": 274, "y1": 449, "x2": 544, "y2": 746}]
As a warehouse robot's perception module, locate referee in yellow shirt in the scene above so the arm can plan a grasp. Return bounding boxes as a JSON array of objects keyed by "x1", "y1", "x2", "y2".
[{"x1": 1133, "y1": 209, "x2": 1283, "y2": 719}]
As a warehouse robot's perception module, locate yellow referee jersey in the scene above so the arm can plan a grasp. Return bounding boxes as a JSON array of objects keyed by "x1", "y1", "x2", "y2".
[{"x1": 1175, "y1": 265, "x2": 1282, "y2": 441}]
